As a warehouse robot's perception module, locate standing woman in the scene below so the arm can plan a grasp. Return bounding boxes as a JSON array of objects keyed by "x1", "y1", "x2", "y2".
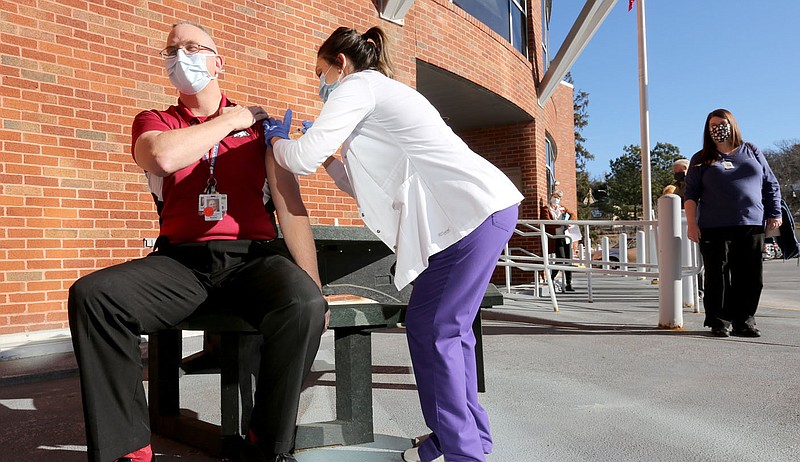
[
  {"x1": 266, "y1": 26, "x2": 522, "y2": 462},
  {"x1": 539, "y1": 190, "x2": 576, "y2": 292},
  {"x1": 684, "y1": 108, "x2": 781, "y2": 337}
]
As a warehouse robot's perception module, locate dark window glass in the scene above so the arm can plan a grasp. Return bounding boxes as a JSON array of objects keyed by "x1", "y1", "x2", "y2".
[{"x1": 454, "y1": 0, "x2": 528, "y2": 55}]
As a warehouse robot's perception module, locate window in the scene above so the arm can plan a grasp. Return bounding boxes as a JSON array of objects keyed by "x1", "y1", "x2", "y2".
[
  {"x1": 454, "y1": 0, "x2": 528, "y2": 56},
  {"x1": 541, "y1": 0, "x2": 551, "y2": 72},
  {"x1": 545, "y1": 133, "x2": 557, "y2": 196}
]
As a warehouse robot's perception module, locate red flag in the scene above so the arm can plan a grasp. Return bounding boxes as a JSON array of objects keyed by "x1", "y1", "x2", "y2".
[{"x1": 628, "y1": 0, "x2": 635, "y2": 11}]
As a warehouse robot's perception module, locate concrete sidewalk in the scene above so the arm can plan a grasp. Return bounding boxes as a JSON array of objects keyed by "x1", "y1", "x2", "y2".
[{"x1": 1, "y1": 260, "x2": 799, "y2": 461}]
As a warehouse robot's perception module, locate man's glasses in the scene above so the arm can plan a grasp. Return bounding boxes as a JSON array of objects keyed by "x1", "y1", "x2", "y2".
[{"x1": 159, "y1": 43, "x2": 217, "y2": 59}]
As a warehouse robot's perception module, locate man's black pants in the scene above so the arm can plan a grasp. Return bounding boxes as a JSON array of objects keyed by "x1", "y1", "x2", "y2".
[
  {"x1": 698, "y1": 226, "x2": 764, "y2": 329},
  {"x1": 68, "y1": 240, "x2": 327, "y2": 462}
]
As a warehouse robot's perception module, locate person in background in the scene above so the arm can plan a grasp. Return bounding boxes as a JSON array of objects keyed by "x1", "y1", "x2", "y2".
[
  {"x1": 68, "y1": 21, "x2": 327, "y2": 462},
  {"x1": 265, "y1": 25, "x2": 522, "y2": 462},
  {"x1": 671, "y1": 158, "x2": 690, "y2": 205},
  {"x1": 540, "y1": 190, "x2": 576, "y2": 292},
  {"x1": 684, "y1": 108, "x2": 781, "y2": 338}
]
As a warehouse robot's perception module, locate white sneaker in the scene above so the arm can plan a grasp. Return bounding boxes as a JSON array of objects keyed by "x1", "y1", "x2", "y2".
[{"x1": 402, "y1": 446, "x2": 444, "y2": 462}]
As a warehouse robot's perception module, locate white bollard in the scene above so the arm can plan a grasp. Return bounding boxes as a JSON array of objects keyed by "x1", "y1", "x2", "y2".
[
  {"x1": 680, "y1": 210, "x2": 695, "y2": 309},
  {"x1": 636, "y1": 230, "x2": 646, "y2": 279},
  {"x1": 601, "y1": 236, "x2": 610, "y2": 270},
  {"x1": 619, "y1": 232, "x2": 628, "y2": 275},
  {"x1": 658, "y1": 194, "x2": 683, "y2": 328}
]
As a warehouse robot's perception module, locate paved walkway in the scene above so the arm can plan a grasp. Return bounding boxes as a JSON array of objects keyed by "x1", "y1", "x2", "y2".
[{"x1": 1, "y1": 260, "x2": 799, "y2": 461}]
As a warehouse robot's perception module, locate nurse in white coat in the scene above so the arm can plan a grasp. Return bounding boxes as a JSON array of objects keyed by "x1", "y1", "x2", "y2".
[{"x1": 266, "y1": 26, "x2": 522, "y2": 462}]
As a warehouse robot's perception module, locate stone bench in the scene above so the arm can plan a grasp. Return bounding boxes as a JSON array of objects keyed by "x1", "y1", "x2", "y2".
[{"x1": 147, "y1": 283, "x2": 503, "y2": 459}]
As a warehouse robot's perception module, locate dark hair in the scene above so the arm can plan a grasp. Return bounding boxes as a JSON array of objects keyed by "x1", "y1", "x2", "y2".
[
  {"x1": 317, "y1": 26, "x2": 394, "y2": 78},
  {"x1": 699, "y1": 108, "x2": 743, "y2": 166}
]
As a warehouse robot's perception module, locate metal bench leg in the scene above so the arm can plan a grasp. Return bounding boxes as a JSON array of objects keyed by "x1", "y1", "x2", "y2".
[{"x1": 148, "y1": 330, "x2": 181, "y2": 427}]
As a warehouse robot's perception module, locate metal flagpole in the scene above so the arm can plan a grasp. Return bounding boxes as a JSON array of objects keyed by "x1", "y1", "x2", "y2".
[{"x1": 635, "y1": 0, "x2": 655, "y2": 264}]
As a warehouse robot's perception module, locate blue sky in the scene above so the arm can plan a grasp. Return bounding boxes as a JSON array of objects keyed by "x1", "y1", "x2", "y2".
[{"x1": 548, "y1": 0, "x2": 800, "y2": 179}]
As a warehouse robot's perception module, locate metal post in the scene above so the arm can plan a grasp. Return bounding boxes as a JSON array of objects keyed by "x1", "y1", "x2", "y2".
[
  {"x1": 540, "y1": 224, "x2": 559, "y2": 312},
  {"x1": 583, "y1": 224, "x2": 594, "y2": 302},
  {"x1": 636, "y1": 0, "x2": 655, "y2": 270},
  {"x1": 504, "y1": 243, "x2": 512, "y2": 293},
  {"x1": 619, "y1": 232, "x2": 628, "y2": 275},
  {"x1": 658, "y1": 194, "x2": 682, "y2": 328}
]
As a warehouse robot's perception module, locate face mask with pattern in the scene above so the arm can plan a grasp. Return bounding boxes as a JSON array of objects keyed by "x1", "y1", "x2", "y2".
[{"x1": 709, "y1": 123, "x2": 731, "y2": 143}]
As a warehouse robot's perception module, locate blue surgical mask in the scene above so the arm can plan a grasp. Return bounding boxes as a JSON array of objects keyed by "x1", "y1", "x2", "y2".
[
  {"x1": 165, "y1": 49, "x2": 216, "y2": 95},
  {"x1": 318, "y1": 64, "x2": 342, "y2": 103}
]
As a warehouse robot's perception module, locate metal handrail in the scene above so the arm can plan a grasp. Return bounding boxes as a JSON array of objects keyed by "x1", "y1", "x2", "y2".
[{"x1": 498, "y1": 211, "x2": 703, "y2": 315}]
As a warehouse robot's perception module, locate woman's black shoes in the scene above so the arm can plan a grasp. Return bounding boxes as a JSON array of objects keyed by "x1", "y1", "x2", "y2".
[
  {"x1": 711, "y1": 325, "x2": 761, "y2": 337},
  {"x1": 731, "y1": 325, "x2": 761, "y2": 337},
  {"x1": 710, "y1": 326, "x2": 731, "y2": 337}
]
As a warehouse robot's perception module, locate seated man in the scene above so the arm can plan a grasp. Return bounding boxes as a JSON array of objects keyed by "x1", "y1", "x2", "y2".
[{"x1": 68, "y1": 21, "x2": 328, "y2": 462}]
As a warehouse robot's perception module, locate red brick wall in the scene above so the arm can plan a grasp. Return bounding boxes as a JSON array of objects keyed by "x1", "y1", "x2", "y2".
[{"x1": 0, "y1": 0, "x2": 573, "y2": 334}]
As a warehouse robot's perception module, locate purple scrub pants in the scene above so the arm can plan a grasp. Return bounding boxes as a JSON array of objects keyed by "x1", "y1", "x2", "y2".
[{"x1": 405, "y1": 205, "x2": 517, "y2": 462}]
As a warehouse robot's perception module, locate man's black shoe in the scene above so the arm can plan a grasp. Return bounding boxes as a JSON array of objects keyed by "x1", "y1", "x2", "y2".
[
  {"x1": 710, "y1": 326, "x2": 730, "y2": 337},
  {"x1": 271, "y1": 454, "x2": 297, "y2": 462},
  {"x1": 731, "y1": 325, "x2": 761, "y2": 337},
  {"x1": 241, "y1": 440, "x2": 296, "y2": 462},
  {"x1": 564, "y1": 285, "x2": 575, "y2": 292}
]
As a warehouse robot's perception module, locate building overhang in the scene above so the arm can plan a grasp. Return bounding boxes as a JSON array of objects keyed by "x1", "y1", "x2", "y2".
[
  {"x1": 538, "y1": 0, "x2": 618, "y2": 107},
  {"x1": 415, "y1": 60, "x2": 533, "y2": 132}
]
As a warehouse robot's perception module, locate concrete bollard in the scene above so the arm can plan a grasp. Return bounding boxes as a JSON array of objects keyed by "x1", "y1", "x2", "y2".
[
  {"x1": 658, "y1": 194, "x2": 682, "y2": 328},
  {"x1": 619, "y1": 232, "x2": 628, "y2": 275}
]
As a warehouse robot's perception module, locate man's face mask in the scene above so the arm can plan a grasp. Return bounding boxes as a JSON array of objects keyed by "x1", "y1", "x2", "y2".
[
  {"x1": 674, "y1": 172, "x2": 686, "y2": 182},
  {"x1": 165, "y1": 49, "x2": 217, "y2": 95},
  {"x1": 709, "y1": 122, "x2": 731, "y2": 143}
]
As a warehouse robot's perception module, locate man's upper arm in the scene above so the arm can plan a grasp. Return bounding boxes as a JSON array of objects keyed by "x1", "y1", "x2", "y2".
[{"x1": 131, "y1": 110, "x2": 169, "y2": 165}]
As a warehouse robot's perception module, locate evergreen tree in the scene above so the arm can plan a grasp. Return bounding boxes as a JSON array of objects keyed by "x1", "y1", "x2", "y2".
[{"x1": 604, "y1": 142, "x2": 682, "y2": 219}]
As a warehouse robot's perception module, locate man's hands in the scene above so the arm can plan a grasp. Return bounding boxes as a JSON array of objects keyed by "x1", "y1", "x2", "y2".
[
  {"x1": 263, "y1": 108, "x2": 293, "y2": 147},
  {"x1": 220, "y1": 105, "x2": 269, "y2": 132}
]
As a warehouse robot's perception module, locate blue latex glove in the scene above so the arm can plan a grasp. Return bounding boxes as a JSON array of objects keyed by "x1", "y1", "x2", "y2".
[
  {"x1": 300, "y1": 119, "x2": 314, "y2": 134},
  {"x1": 263, "y1": 108, "x2": 293, "y2": 147}
]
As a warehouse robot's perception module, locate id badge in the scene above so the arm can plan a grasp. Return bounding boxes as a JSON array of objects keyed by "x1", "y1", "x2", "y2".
[
  {"x1": 198, "y1": 193, "x2": 228, "y2": 221},
  {"x1": 722, "y1": 161, "x2": 734, "y2": 170}
]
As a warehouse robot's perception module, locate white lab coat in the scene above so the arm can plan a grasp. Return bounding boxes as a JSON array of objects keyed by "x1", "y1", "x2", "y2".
[{"x1": 273, "y1": 70, "x2": 522, "y2": 289}]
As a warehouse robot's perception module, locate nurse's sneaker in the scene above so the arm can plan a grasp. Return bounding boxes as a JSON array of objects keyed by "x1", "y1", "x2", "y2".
[{"x1": 402, "y1": 447, "x2": 444, "y2": 462}]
